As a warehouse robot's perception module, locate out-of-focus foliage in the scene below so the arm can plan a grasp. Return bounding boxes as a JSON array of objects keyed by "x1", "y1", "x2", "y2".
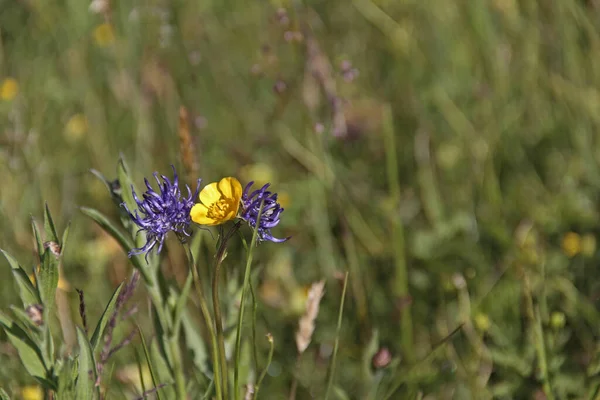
[{"x1": 2, "y1": 0, "x2": 600, "y2": 398}]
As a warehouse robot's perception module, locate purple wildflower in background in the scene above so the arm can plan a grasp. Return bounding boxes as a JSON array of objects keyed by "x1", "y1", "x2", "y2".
[
  {"x1": 240, "y1": 181, "x2": 289, "y2": 243},
  {"x1": 123, "y1": 166, "x2": 200, "y2": 259}
]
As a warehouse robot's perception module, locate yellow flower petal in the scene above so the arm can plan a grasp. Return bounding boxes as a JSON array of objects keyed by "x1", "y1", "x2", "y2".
[
  {"x1": 20, "y1": 386, "x2": 43, "y2": 400},
  {"x1": 199, "y1": 182, "x2": 222, "y2": 205},
  {"x1": 218, "y1": 177, "x2": 242, "y2": 201},
  {"x1": 190, "y1": 203, "x2": 217, "y2": 225},
  {"x1": 1, "y1": 77, "x2": 19, "y2": 101},
  {"x1": 94, "y1": 23, "x2": 115, "y2": 47}
]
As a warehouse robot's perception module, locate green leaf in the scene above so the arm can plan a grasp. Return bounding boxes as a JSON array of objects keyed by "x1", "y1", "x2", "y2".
[
  {"x1": 56, "y1": 358, "x2": 77, "y2": 400},
  {"x1": 60, "y1": 222, "x2": 71, "y2": 259},
  {"x1": 80, "y1": 207, "x2": 150, "y2": 282},
  {"x1": 31, "y1": 217, "x2": 44, "y2": 261},
  {"x1": 117, "y1": 157, "x2": 139, "y2": 223},
  {"x1": 150, "y1": 338, "x2": 176, "y2": 399},
  {"x1": 0, "y1": 314, "x2": 47, "y2": 380},
  {"x1": 76, "y1": 327, "x2": 96, "y2": 400},
  {"x1": 333, "y1": 386, "x2": 351, "y2": 400},
  {"x1": 9, "y1": 305, "x2": 40, "y2": 334},
  {"x1": 172, "y1": 271, "x2": 193, "y2": 337},
  {"x1": 90, "y1": 282, "x2": 124, "y2": 352},
  {"x1": 38, "y1": 247, "x2": 59, "y2": 313},
  {"x1": 139, "y1": 327, "x2": 165, "y2": 400},
  {"x1": 181, "y1": 309, "x2": 209, "y2": 375},
  {"x1": 1, "y1": 249, "x2": 40, "y2": 307},
  {"x1": 0, "y1": 388, "x2": 10, "y2": 400},
  {"x1": 43, "y1": 203, "x2": 59, "y2": 244},
  {"x1": 41, "y1": 324, "x2": 55, "y2": 372}
]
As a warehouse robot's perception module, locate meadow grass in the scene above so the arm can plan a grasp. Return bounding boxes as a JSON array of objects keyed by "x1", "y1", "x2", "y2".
[{"x1": 2, "y1": 0, "x2": 600, "y2": 398}]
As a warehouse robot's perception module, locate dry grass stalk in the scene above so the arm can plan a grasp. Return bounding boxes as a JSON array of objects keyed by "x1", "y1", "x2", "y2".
[
  {"x1": 178, "y1": 105, "x2": 198, "y2": 180},
  {"x1": 295, "y1": 280, "x2": 326, "y2": 354}
]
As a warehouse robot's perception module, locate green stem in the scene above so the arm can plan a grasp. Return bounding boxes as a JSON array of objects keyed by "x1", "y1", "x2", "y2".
[
  {"x1": 324, "y1": 272, "x2": 349, "y2": 400},
  {"x1": 146, "y1": 277, "x2": 187, "y2": 399},
  {"x1": 185, "y1": 245, "x2": 222, "y2": 400},
  {"x1": 382, "y1": 104, "x2": 414, "y2": 363},
  {"x1": 254, "y1": 333, "x2": 274, "y2": 398},
  {"x1": 523, "y1": 268, "x2": 555, "y2": 400},
  {"x1": 234, "y1": 203, "x2": 264, "y2": 399},
  {"x1": 168, "y1": 336, "x2": 188, "y2": 399},
  {"x1": 212, "y1": 223, "x2": 242, "y2": 400}
]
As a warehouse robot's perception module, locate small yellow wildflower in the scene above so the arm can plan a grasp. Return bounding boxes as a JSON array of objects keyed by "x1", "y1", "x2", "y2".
[
  {"x1": 65, "y1": 113, "x2": 88, "y2": 142},
  {"x1": 474, "y1": 312, "x2": 491, "y2": 332},
  {"x1": 561, "y1": 232, "x2": 582, "y2": 258},
  {"x1": 93, "y1": 23, "x2": 115, "y2": 47},
  {"x1": 20, "y1": 385, "x2": 43, "y2": 400},
  {"x1": 0, "y1": 77, "x2": 19, "y2": 101},
  {"x1": 240, "y1": 163, "x2": 275, "y2": 188},
  {"x1": 190, "y1": 177, "x2": 242, "y2": 226},
  {"x1": 550, "y1": 311, "x2": 566, "y2": 329}
]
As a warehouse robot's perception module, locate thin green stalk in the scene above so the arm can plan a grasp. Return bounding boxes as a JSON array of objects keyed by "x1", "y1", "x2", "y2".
[
  {"x1": 234, "y1": 203, "x2": 264, "y2": 399},
  {"x1": 145, "y1": 276, "x2": 187, "y2": 399},
  {"x1": 212, "y1": 223, "x2": 242, "y2": 400},
  {"x1": 249, "y1": 277, "x2": 260, "y2": 380},
  {"x1": 324, "y1": 271, "x2": 349, "y2": 400},
  {"x1": 382, "y1": 104, "x2": 414, "y2": 363},
  {"x1": 185, "y1": 245, "x2": 222, "y2": 400},
  {"x1": 168, "y1": 336, "x2": 187, "y2": 399},
  {"x1": 254, "y1": 333, "x2": 275, "y2": 398},
  {"x1": 523, "y1": 269, "x2": 555, "y2": 400}
]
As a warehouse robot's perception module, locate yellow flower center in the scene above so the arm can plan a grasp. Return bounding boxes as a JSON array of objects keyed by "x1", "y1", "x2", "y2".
[{"x1": 206, "y1": 198, "x2": 235, "y2": 220}]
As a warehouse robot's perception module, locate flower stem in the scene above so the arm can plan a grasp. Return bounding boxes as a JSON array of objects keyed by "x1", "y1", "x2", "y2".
[
  {"x1": 146, "y1": 275, "x2": 187, "y2": 399},
  {"x1": 212, "y1": 223, "x2": 242, "y2": 400},
  {"x1": 382, "y1": 104, "x2": 414, "y2": 363},
  {"x1": 234, "y1": 203, "x2": 263, "y2": 399},
  {"x1": 168, "y1": 336, "x2": 188, "y2": 399},
  {"x1": 324, "y1": 271, "x2": 349, "y2": 400},
  {"x1": 184, "y1": 245, "x2": 222, "y2": 400}
]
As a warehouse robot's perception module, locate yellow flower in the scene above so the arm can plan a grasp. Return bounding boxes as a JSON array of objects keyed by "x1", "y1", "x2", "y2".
[
  {"x1": 561, "y1": 232, "x2": 582, "y2": 258},
  {"x1": 190, "y1": 177, "x2": 242, "y2": 226},
  {"x1": 474, "y1": 312, "x2": 491, "y2": 332},
  {"x1": 65, "y1": 114, "x2": 88, "y2": 142},
  {"x1": 550, "y1": 311, "x2": 566, "y2": 329},
  {"x1": 240, "y1": 163, "x2": 275, "y2": 188},
  {"x1": 1, "y1": 77, "x2": 19, "y2": 101},
  {"x1": 20, "y1": 385, "x2": 43, "y2": 400},
  {"x1": 93, "y1": 23, "x2": 115, "y2": 47}
]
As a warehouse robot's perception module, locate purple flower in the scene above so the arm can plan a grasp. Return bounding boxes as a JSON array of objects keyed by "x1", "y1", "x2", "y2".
[
  {"x1": 240, "y1": 181, "x2": 289, "y2": 243},
  {"x1": 122, "y1": 166, "x2": 200, "y2": 259}
]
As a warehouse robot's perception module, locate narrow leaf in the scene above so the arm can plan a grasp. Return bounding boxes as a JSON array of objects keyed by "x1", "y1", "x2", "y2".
[
  {"x1": 38, "y1": 248, "x2": 59, "y2": 313},
  {"x1": 90, "y1": 282, "x2": 124, "y2": 352},
  {"x1": 0, "y1": 317, "x2": 47, "y2": 379},
  {"x1": 172, "y1": 271, "x2": 193, "y2": 337},
  {"x1": 1, "y1": 249, "x2": 41, "y2": 307},
  {"x1": 31, "y1": 217, "x2": 44, "y2": 261},
  {"x1": 60, "y1": 222, "x2": 71, "y2": 260},
  {"x1": 139, "y1": 327, "x2": 164, "y2": 400},
  {"x1": 76, "y1": 327, "x2": 96, "y2": 400},
  {"x1": 43, "y1": 203, "x2": 59, "y2": 244},
  {"x1": 80, "y1": 207, "x2": 150, "y2": 281},
  {"x1": 117, "y1": 157, "x2": 139, "y2": 221},
  {"x1": 0, "y1": 388, "x2": 10, "y2": 400},
  {"x1": 9, "y1": 306, "x2": 40, "y2": 334}
]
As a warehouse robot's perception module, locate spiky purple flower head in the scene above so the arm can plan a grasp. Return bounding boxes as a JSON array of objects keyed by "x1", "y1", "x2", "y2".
[
  {"x1": 122, "y1": 166, "x2": 200, "y2": 260},
  {"x1": 240, "y1": 181, "x2": 289, "y2": 243}
]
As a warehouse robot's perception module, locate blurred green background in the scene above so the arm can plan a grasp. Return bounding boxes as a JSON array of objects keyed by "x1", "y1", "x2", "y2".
[{"x1": 3, "y1": 0, "x2": 600, "y2": 398}]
